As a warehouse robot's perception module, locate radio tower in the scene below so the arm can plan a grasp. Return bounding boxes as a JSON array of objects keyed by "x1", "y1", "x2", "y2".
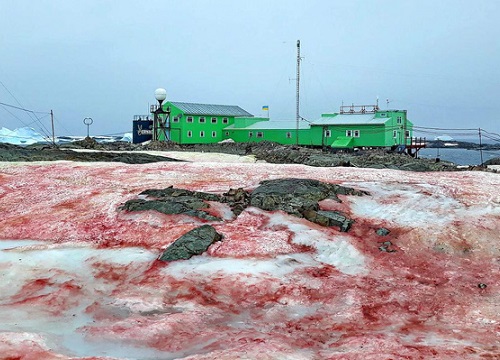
[{"x1": 296, "y1": 40, "x2": 301, "y2": 145}]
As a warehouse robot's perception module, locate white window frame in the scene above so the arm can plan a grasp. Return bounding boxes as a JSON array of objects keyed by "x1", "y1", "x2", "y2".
[
  {"x1": 325, "y1": 130, "x2": 331, "y2": 137},
  {"x1": 353, "y1": 130, "x2": 360, "y2": 138},
  {"x1": 172, "y1": 116, "x2": 179, "y2": 123},
  {"x1": 225, "y1": 131, "x2": 230, "y2": 136},
  {"x1": 211, "y1": 117, "x2": 217, "y2": 124},
  {"x1": 393, "y1": 130, "x2": 398, "y2": 138},
  {"x1": 405, "y1": 130, "x2": 410, "y2": 138},
  {"x1": 199, "y1": 117, "x2": 206, "y2": 123},
  {"x1": 187, "y1": 130, "x2": 192, "y2": 137},
  {"x1": 200, "y1": 131, "x2": 205, "y2": 137},
  {"x1": 222, "y1": 117, "x2": 229, "y2": 124},
  {"x1": 397, "y1": 116, "x2": 402, "y2": 124},
  {"x1": 248, "y1": 132, "x2": 253, "y2": 138},
  {"x1": 212, "y1": 131, "x2": 217, "y2": 138},
  {"x1": 346, "y1": 130, "x2": 353, "y2": 137},
  {"x1": 186, "y1": 116, "x2": 193, "y2": 123},
  {"x1": 286, "y1": 132, "x2": 292, "y2": 139},
  {"x1": 256, "y1": 132, "x2": 263, "y2": 138}
]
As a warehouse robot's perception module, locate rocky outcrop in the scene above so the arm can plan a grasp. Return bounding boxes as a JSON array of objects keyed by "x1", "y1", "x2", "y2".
[
  {"x1": 221, "y1": 188, "x2": 251, "y2": 216},
  {"x1": 159, "y1": 225, "x2": 222, "y2": 262},
  {"x1": 121, "y1": 187, "x2": 222, "y2": 221},
  {"x1": 0, "y1": 143, "x2": 181, "y2": 164},
  {"x1": 484, "y1": 157, "x2": 500, "y2": 166},
  {"x1": 250, "y1": 178, "x2": 367, "y2": 231}
]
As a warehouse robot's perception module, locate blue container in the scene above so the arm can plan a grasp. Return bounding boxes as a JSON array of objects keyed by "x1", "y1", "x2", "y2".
[{"x1": 132, "y1": 119, "x2": 153, "y2": 143}]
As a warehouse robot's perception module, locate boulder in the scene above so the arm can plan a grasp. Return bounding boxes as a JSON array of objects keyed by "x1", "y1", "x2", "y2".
[
  {"x1": 121, "y1": 198, "x2": 221, "y2": 221},
  {"x1": 376, "y1": 228, "x2": 391, "y2": 236},
  {"x1": 302, "y1": 209, "x2": 353, "y2": 232},
  {"x1": 250, "y1": 178, "x2": 365, "y2": 230},
  {"x1": 159, "y1": 225, "x2": 222, "y2": 262}
]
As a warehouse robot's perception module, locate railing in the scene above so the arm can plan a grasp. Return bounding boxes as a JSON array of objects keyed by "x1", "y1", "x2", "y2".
[
  {"x1": 340, "y1": 104, "x2": 380, "y2": 114},
  {"x1": 405, "y1": 137, "x2": 426, "y2": 148},
  {"x1": 133, "y1": 115, "x2": 152, "y2": 121}
]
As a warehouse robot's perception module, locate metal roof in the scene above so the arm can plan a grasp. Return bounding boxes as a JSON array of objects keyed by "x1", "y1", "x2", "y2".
[
  {"x1": 311, "y1": 114, "x2": 389, "y2": 126},
  {"x1": 225, "y1": 120, "x2": 310, "y2": 130},
  {"x1": 170, "y1": 102, "x2": 253, "y2": 117}
]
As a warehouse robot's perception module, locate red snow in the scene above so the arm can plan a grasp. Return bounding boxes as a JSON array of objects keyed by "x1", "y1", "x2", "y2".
[{"x1": 0, "y1": 160, "x2": 499, "y2": 359}]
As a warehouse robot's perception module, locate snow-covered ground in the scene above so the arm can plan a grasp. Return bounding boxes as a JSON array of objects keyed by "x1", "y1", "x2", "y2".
[{"x1": 0, "y1": 155, "x2": 499, "y2": 359}]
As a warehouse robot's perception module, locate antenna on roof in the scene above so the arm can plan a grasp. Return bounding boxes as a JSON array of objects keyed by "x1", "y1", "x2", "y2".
[{"x1": 295, "y1": 39, "x2": 301, "y2": 145}]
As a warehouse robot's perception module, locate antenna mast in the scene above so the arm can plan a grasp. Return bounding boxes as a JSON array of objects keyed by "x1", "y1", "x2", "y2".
[{"x1": 296, "y1": 40, "x2": 301, "y2": 145}]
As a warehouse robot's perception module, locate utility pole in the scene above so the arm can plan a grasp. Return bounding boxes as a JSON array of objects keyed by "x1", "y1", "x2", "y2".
[
  {"x1": 50, "y1": 109, "x2": 55, "y2": 145},
  {"x1": 296, "y1": 40, "x2": 301, "y2": 145},
  {"x1": 479, "y1": 128, "x2": 484, "y2": 166}
]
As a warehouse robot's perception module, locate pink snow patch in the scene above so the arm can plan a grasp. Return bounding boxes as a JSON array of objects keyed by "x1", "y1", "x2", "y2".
[{"x1": 0, "y1": 160, "x2": 499, "y2": 359}]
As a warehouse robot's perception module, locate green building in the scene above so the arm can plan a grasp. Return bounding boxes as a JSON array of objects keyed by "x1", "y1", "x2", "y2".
[
  {"x1": 148, "y1": 100, "x2": 419, "y2": 152},
  {"x1": 223, "y1": 105, "x2": 413, "y2": 149},
  {"x1": 310, "y1": 106, "x2": 414, "y2": 149},
  {"x1": 157, "y1": 102, "x2": 253, "y2": 144}
]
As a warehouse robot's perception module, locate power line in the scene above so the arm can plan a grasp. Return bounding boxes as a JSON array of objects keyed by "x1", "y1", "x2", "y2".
[
  {"x1": 413, "y1": 125, "x2": 478, "y2": 131},
  {"x1": 0, "y1": 101, "x2": 49, "y2": 114}
]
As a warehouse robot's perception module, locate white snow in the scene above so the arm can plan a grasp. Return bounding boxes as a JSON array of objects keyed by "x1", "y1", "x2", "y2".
[
  {"x1": 264, "y1": 211, "x2": 368, "y2": 275},
  {"x1": 163, "y1": 253, "x2": 316, "y2": 280}
]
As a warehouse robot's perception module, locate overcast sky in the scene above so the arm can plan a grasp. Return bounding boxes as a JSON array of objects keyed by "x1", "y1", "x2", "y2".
[{"x1": 1, "y1": 0, "x2": 499, "y2": 141}]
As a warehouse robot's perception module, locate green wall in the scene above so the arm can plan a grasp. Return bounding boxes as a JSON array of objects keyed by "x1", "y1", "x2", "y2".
[{"x1": 160, "y1": 102, "x2": 238, "y2": 144}]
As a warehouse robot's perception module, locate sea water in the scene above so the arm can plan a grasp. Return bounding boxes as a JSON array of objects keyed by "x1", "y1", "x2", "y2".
[{"x1": 418, "y1": 148, "x2": 500, "y2": 165}]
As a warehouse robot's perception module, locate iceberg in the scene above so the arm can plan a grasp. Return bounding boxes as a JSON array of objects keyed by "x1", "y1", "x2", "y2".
[{"x1": 0, "y1": 126, "x2": 48, "y2": 145}]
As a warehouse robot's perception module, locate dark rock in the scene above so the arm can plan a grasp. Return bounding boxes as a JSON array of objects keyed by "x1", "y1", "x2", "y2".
[
  {"x1": 250, "y1": 178, "x2": 365, "y2": 230},
  {"x1": 221, "y1": 188, "x2": 251, "y2": 216},
  {"x1": 483, "y1": 157, "x2": 500, "y2": 166},
  {"x1": 141, "y1": 187, "x2": 222, "y2": 202},
  {"x1": 478, "y1": 283, "x2": 487, "y2": 289},
  {"x1": 376, "y1": 228, "x2": 391, "y2": 236},
  {"x1": 121, "y1": 198, "x2": 220, "y2": 221},
  {"x1": 159, "y1": 225, "x2": 222, "y2": 262},
  {"x1": 302, "y1": 209, "x2": 353, "y2": 232}
]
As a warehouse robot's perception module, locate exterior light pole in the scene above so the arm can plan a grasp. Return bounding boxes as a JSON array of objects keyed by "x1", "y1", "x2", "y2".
[{"x1": 152, "y1": 88, "x2": 168, "y2": 142}]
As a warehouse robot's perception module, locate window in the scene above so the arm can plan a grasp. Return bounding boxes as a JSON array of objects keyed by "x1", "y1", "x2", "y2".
[
  {"x1": 200, "y1": 131, "x2": 205, "y2": 137},
  {"x1": 199, "y1": 117, "x2": 206, "y2": 123},
  {"x1": 353, "y1": 130, "x2": 360, "y2": 138},
  {"x1": 172, "y1": 116, "x2": 179, "y2": 123},
  {"x1": 286, "y1": 132, "x2": 292, "y2": 139},
  {"x1": 187, "y1": 130, "x2": 192, "y2": 137},
  {"x1": 222, "y1": 117, "x2": 229, "y2": 124},
  {"x1": 397, "y1": 116, "x2": 402, "y2": 124},
  {"x1": 211, "y1": 117, "x2": 217, "y2": 124},
  {"x1": 346, "y1": 130, "x2": 353, "y2": 137},
  {"x1": 225, "y1": 131, "x2": 229, "y2": 136},
  {"x1": 187, "y1": 116, "x2": 193, "y2": 123},
  {"x1": 380, "y1": 113, "x2": 386, "y2": 117},
  {"x1": 257, "y1": 132, "x2": 263, "y2": 138},
  {"x1": 249, "y1": 132, "x2": 253, "y2": 138},
  {"x1": 405, "y1": 130, "x2": 410, "y2": 138},
  {"x1": 324, "y1": 130, "x2": 331, "y2": 137},
  {"x1": 212, "y1": 131, "x2": 217, "y2": 138},
  {"x1": 393, "y1": 130, "x2": 398, "y2": 138}
]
